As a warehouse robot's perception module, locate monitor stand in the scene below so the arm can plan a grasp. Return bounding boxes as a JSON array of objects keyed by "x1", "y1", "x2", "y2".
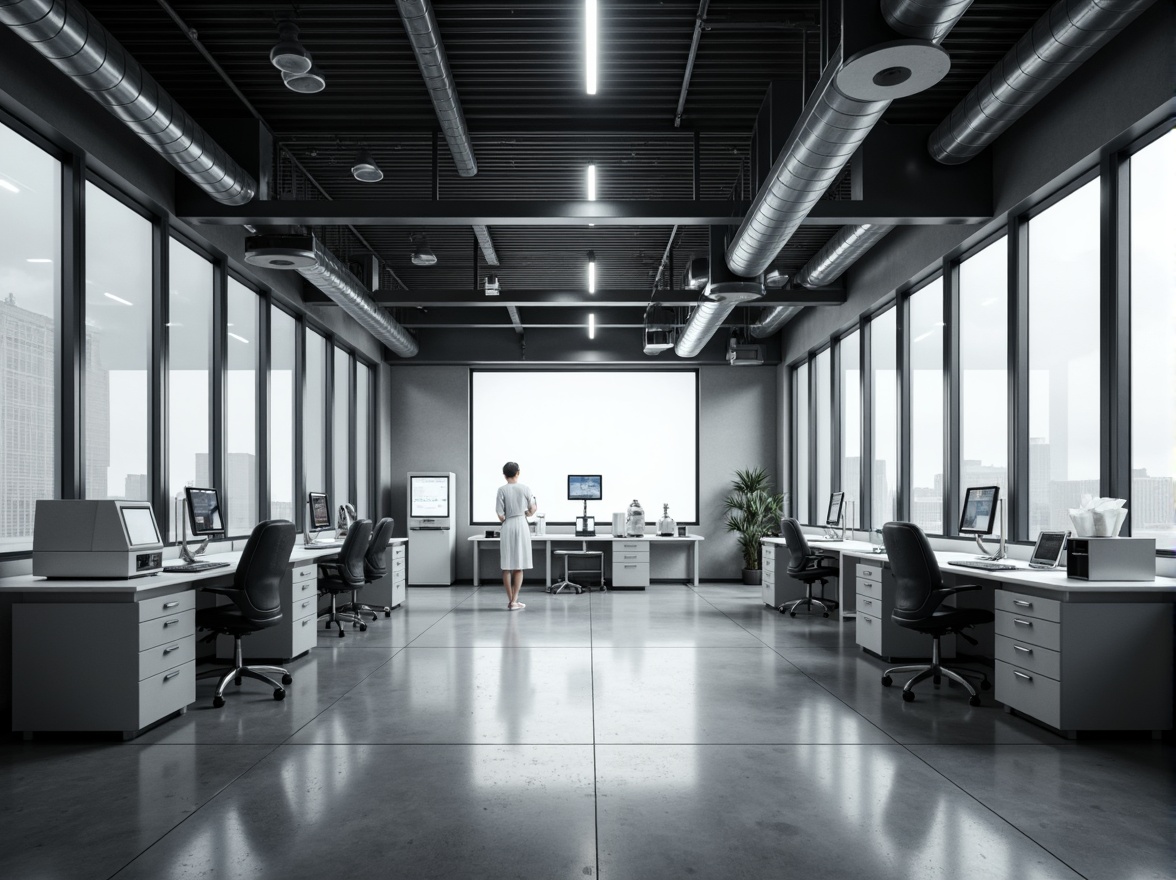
[
  {"x1": 175, "y1": 497, "x2": 209, "y2": 563},
  {"x1": 974, "y1": 498, "x2": 1007, "y2": 561},
  {"x1": 575, "y1": 500, "x2": 596, "y2": 537}
]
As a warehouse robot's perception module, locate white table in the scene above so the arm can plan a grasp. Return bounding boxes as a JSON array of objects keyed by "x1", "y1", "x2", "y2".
[
  {"x1": 468, "y1": 533, "x2": 704, "y2": 588},
  {"x1": 761, "y1": 536, "x2": 877, "y2": 617}
]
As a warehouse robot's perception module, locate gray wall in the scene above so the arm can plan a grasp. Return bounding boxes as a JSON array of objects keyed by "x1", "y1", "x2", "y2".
[{"x1": 388, "y1": 365, "x2": 778, "y2": 581}]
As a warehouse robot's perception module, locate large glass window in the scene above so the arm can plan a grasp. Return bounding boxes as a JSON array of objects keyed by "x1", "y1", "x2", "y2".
[
  {"x1": 167, "y1": 239, "x2": 212, "y2": 541},
  {"x1": 958, "y1": 237, "x2": 1008, "y2": 527},
  {"x1": 871, "y1": 308, "x2": 897, "y2": 528},
  {"x1": 910, "y1": 277, "x2": 944, "y2": 533},
  {"x1": 303, "y1": 329, "x2": 326, "y2": 502},
  {"x1": 840, "y1": 331, "x2": 860, "y2": 528},
  {"x1": 814, "y1": 349, "x2": 831, "y2": 520},
  {"x1": 356, "y1": 361, "x2": 371, "y2": 519},
  {"x1": 332, "y1": 346, "x2": 351, "y2": 507},
  {"x1": 0, "y1": 123, "x2": 60, "y2": 551},
  {"x1": 84, "y1": 184, "x2": 152, "y2": 501},
  {"x1": 269, "y1": 307, "x2": 296, "y2": 522},
  {"x1": 794, "y1": 362, "x2": 809, "y2": 523},
  {"x1": 226, "y1": 278, "x2": 258, "y2": 535},
  {"x1": 1028, "y1": 179, "x2": 1100, "y2": 537},
  {"x1": 1129, "y1": 130, "x2": 1176, "y2": 549}
]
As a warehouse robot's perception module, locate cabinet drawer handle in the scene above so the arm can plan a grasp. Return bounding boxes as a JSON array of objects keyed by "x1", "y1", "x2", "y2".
[
  {"x1": 1013, "y1": 600, "x2": 1032, "y2": 608},
  {"x1": 301, "y1": 600, "x2": 311, "y2": 609},
  {"x1": 163, "y1": 618, "x2": 180, "y2": 627},
  {"x1": 164, "y1": 670, "x2": 180, "y2": 681},
  {"x1": 1012, "y1": 670, "x2": 1033, "y2": 681},
  {"x1": 623, "y1": 564, "x2": 636, "y2": 569},
  {"x1": 861, "y1": 599, "x2": 872, "y2": 606},
  {"x1": 1013, "y1": 618, "x2": 1033, "y2": 627},
  {"x1": 1012, "y1": 644, "x2": 1032, "y2": 654},
  {"x1": 163, "y1": 601, "x2": 179, "y2": 609},
  {"x1": 163, "y1": 644, "x2": 180, "y2": 654},
  {"x1": 302, "y1": 618, "x2": 310, "y2": 626},
  {"x1": 862, "y1": 616, "x2": 872, "y2": 624}
]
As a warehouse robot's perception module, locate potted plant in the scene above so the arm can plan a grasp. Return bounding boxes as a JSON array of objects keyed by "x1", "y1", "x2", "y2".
[{"x1": 723, "y1": 467, "x2": 785, "y2": 585}]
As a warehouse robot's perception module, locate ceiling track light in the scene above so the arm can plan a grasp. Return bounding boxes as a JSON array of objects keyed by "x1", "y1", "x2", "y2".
[
  {"x1": 587, "y1": 250, "x2": 596, "y2": 294},
  {"x1": 282, "y1": 64, "x2": 326, "y2": 93},
  {"x1": 270, "y1": 21, "x2": 312, "y2": 74},
  {"x1": 411, "y1": 233, "x2": 437, "y2": 267},
  {"x1": 351, "y1": 147, "x2": 383, "y2": 182},
  {"x1": 585, "y1": 0, "x2": 597, "y2": 95}
]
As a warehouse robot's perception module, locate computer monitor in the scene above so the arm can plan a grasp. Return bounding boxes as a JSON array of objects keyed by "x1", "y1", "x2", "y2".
[
  {"x1": 959, "y1": 486, "x2": 1000, "y2": 535},
  {"x1": 184, "y1": 487, "x2": 224, "y2": 536},
  {"x1": 568, "y1": 475, "x2": 603, "y2": 501},
  {"x1": 120, "y1": 503, "x2": 163, "y2": 547},
  {"x1": 308, "y1": 491, "x2": 332, "y2": 530},
  {"x1": 825, "y1": 492, "x2": 845, "y2": 527}
]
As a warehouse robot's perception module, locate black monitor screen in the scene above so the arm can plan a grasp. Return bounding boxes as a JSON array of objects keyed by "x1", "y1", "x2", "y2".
[
  {"x1": 959, "y1": 486, "x2": 999, "y2": 535},
  {"x1": 309, "y1": 492, "x2": 332, "y2": 530},
  {"x1": 568, "y1": 475, "x2": 603, "y2": 501},
  {"x1": 825, "y1": 492, "x2": 845, "y2": 527},
  {"x1": 185, "y1": 487, "x2": 224, "y2": 536}
]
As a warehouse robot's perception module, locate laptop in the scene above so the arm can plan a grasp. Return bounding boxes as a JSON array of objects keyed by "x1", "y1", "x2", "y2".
[{"x1": 1028, "y1": 530, "x2": 1068, "y2": 569}]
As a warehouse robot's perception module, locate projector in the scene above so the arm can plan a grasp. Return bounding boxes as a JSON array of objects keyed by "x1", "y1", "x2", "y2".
[
  {"x1": 727, "y1": 342, "x2": 764, "y2": 366},
  {"x1": 484, "y1": 274, "x2": 500, "y2": 296},
  {"x1": 643, "y1": 325, "x2": 675, "y2": 356},
  {"x1": 243, "y1": 233, "x2": 318, "y2": 270}
]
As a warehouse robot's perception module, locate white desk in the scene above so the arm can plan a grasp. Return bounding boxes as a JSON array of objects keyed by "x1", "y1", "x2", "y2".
[
  {"x1": 761, "y1": 536, "x2": 877, "y2": 617},
  {"x1": 839, "y1": 547, "x2": 1176, "y2": 735},
  {"x1": 468, "y1": 534, "x2": 704, "y2": 588}
]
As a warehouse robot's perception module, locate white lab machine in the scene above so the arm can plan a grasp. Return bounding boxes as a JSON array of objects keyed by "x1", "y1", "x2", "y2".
[
  {"x1": 408, "y1": 472, "x2": 456, "y2": 584},
  {"x1": 32, "y1": 499, "x2": 165, "y2": 578}
]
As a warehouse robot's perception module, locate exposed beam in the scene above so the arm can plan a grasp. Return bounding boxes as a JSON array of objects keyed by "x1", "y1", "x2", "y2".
[{"x1": 303, "y1": 287, "x2": 845, "y2": 308}]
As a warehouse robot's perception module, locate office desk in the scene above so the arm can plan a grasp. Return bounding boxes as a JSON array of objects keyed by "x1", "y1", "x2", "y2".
[
  {"x1": 840, "y1": 547, "x2": 1176, "y2": 736},
  {"x1": 0, "y1": 539, "x2": 405, "y2": 738},
  {"x1": 468, "y1": 534, "x2": 704, "y2": 589},
  {"x1": 761, "y1": 536, "x2": 877, "y2": 617}
]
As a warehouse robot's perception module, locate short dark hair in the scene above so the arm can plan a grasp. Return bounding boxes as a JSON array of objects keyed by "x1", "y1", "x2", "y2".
[{"x1": 503, "y1": 461, "x2": 520, "y2": 478}]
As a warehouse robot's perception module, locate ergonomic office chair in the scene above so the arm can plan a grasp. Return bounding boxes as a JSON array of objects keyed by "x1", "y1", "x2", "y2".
[
  {"x1": 343, "y1": 516, "x2": 395, "y2": 620},
  {"x1": 880, "y1": 521, "x2": 994, "y2": 706},
  {"x1": 779, "y1": 517, "x2": 840, "y2": 617},
  {"x1": 317, "y1": 518, "x2": 373, "y2": 637},
  {"x1": 195, "y1": 519, "x2": 297, "y2": 708}
]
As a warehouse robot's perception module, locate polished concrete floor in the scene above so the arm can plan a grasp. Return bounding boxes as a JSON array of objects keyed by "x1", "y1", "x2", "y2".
[{"x1": 3, "y1": 584, "x2": 1173, "y2": 880}]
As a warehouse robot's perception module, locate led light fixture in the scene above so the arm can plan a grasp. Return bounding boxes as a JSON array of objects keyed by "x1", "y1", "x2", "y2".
[
  {"x1": 588, "y1": 313, "x2": 595, "y2": 340},
  {"x1": 587, "y1": 164, "x2": 596, "y2": 200},
  {"x1": 282, "y1": 64, "x2": 326, "y2": 94},
  {"x1": 585, "y1": 0, "x2": 597, "y2": 95},
  {"x1": 587, "y1": 250, "x2": 596, "y2": 294},
  {"x1": 411, "y1": 234, "x2": 438, "y2": 267},
  {"x1": 351, "y1": 147, "x2": 383, "y2": 182}
]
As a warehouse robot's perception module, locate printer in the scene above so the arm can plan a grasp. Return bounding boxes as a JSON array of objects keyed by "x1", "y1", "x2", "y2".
[{"x1": 33, "y1": 500, "x2": 165, "y2": 578}]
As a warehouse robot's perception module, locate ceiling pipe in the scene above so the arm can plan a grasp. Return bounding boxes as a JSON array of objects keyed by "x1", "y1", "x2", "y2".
[
  {"x1": 675, "y1": 230, "x2": 763, "y2": 358},
  {"x1": 472, "y1": 224, "x2": 499, "y2": 266},
  {"x1": 749, "y1": 306, "x2": 800, "y2": 338},
  {"x1": 725, "y1": 39, "x2": 949, "y2": 278},
  {"x1": 929, "y1": 0, "x2": 1157, "y2": 164},
  {"x1": 0, "y1": 0, "x2": 256, "y2": 204},
  {"x1": 396, "y1": 0, "x2": 477, "y2": 177},
  {"x1": 674, "y1": 0, "x2": 710, "y2": 128},
  {"x1": 297, "y1": 238, "x2": 419, "y2": 357},
  {"x1": 881, "y1": 0, "x2": 974, "y2": 44},
  {"x1": 795, "y1": 223, "x2": 895, "y2": 288}
]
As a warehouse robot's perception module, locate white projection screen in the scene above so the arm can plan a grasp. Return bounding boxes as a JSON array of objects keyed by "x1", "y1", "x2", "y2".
[{"x1": 471, "y1": 370, "x2": 698, "y2": 524}]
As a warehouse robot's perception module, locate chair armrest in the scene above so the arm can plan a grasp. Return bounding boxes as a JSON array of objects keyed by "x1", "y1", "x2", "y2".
[
  {"x1": 198, "y1": 584, "x2": 239, "y2": 597},
  {"x1": 936, "y1": 584, "x2": 982, "y2": 598}
]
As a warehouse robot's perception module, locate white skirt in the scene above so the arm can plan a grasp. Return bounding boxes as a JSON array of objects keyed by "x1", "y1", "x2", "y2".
[{"x1": 499, "y1": 516, "x2": 533, "y2": 570}]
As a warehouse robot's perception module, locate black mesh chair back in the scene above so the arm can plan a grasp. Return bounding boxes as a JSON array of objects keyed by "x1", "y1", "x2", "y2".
[
  {"x1": 230, "y1": 519, "x2": 296, "y2": 626},
  {"x1": 780, "y1": 517, "x2": 814, "y2": 574},
  {"x1": 336, "y1": 519, "x2": 373, "y2": 589},
  {"x1": 882, "y1": 521, "x2": 946, "y2": 618},
  {"x1": 364, "y1": 517, "x2": 395, "y2": 582}
]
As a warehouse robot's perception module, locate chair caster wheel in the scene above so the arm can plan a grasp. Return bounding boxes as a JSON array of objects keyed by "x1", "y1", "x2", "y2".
[
  {"x1": 234, "y1": 676, "x2": 242, "y2": 686},
  {"x1": 822, "y1": 612, "x2": 829, "y2": 618},
  {"x1": 969, "y1": 695, "x2": 981, "y2": 707},
  {"x1": 325, "y1": 622, "x2": 332, "y2": 631},
  {"x1": 282, "y1": 674, "x2": 293, "y2": 685},
  {"x1": 789, "y1": 611, "x2": 797, "y2": 617},
  {"x1": 213, "y1": 696, "x2": 225, "y2": 708},
  {"x1": 933, "y1": 675, "x2": 941, "y2": 687},
  {"x1": 274, "y1": 688, "x2": 286, "y2": 701},
  {"x1": 337, "y1": 629, "x2": 345, "y2": 638},
  {"x1": 360, "y1": 624, "x2": 367, "y2": 632},
  {"x1": 385, "y1": 611, "x2": 391, "y2": 618},
  {"x1": 881, "y1": 675, "x2": 892, "y2": 687},
  {"x1": 980, "y1": 679, "x2": 992, "y2": 691},
  {"x1": 902, "y1": 690, "x2": 915, "y2": 702}
]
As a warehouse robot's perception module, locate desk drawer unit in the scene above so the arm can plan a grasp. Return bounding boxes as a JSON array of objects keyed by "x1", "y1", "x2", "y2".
[
  {"x1": 761, "y1": 543, "x2": 776, "y2": 606},
  {"x1": 994, "y1": 589, "x2": 1173, "y2": 733},
  {"x1": 391, "y1": 544, "x2": 407, "y2": 608},
  {"x1": 854, "y1": 561, "x2": 954, "y2": 661},
  {"x1": 14, "y1": 591, "x2": 196, "y2": 736},
  {"x1": 221, "y1": 564, "x2": 318, "y2": 662},
  {"x1": 760, "y1": 541, "x2": 806, "y2": 608},
  {"x1": 612, "y1": 541, "x2": 650, "y2": 588}
]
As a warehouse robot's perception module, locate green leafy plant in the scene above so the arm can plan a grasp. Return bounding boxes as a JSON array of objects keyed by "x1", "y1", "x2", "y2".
[{"x1": 723, "y1": 467, "x2": 785, "y2": 571}]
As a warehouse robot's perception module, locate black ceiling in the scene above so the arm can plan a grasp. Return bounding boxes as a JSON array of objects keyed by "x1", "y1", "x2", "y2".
[{"x1": 73, "y1": 0, "x2": 1054, "y2": 325}]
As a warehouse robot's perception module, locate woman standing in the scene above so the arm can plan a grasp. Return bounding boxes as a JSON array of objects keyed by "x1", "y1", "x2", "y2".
[{"x1": 496, "y1": 461, "x2": 537, "y2": 610}]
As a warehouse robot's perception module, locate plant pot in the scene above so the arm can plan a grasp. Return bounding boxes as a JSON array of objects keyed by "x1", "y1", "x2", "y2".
[{"x1": 742, "y1": 568, "x2": 762, "y2": 586}]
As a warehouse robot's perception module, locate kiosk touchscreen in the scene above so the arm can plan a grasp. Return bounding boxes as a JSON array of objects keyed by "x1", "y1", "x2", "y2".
[
  {"x1": 408, "y1": 472, "x2": 457, "y2": 584},
  {"x1": 33, "y1": 499, "x2": 164, "y2": 578}
]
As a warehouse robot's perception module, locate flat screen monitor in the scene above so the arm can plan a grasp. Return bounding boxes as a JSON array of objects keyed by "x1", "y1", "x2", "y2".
[
  {"x1": 959, "y1": 486, "x2": 1000, "y2": 535},
  {"x1": 825, "y1": 492, "x2": 845, "y2": 527},
  {"x1": 120, "y1": 505, "x2": 162, "y2": 547},
  {"x1": 567, "y1": 475, "x2": 603, "y2": 501},
  {"x1": 411, "y1": 476, "x2": 450, "y2": 518},
  {"x1": 309, "y1": 492, "x2": 332, "y2": 530},
  {"x1": 1030, "y1": 530, "x2": 1068, "y2": 568},
  {"x1": 184, "y1": 487, "x2": 224, "y2": 536}
]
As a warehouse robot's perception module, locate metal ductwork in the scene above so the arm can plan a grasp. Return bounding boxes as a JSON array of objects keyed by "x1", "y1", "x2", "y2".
[
  {"x1": 396, "y1": 0, "x2": 477, "y2": 178},
  {"x1": 725, "y1": 41, "x2": 949, "y2": 278},
  {"x1": 929, "y1": 0, "x2": 1156, "y2": 164},
  {"x1": 675, "y1": 230, "x2": 764, "y2": 358},
  {"x1": 472, "y1": 224, "x2": 499, "y2": 266},
  {"x1": 749, "y1": 306, "x2": 800, "y2": 338},
  {"x1": 881, "y1": 0, "x2": 974, "y2": 44},
  {"x1": 0, "y1": 0, "x2": 256, "y2": 205},
  {"x1": 795, "y1": 223, "x2": 895, "y2": 289}
]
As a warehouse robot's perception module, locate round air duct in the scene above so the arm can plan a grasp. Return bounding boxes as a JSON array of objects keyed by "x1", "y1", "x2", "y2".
[{"x1": 243, "y1": 234, "x2": 318, "y2": 270}]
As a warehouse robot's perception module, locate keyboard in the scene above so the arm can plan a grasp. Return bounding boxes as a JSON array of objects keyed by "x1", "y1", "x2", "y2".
[
  {"x1": 947, "y1": 559, "x2": 1017, "y2": 571},
  {"x1": 164, "y1": 561, "x2": 231, "y2": 573},
  {"x1": 807, "y1": 538, "x2": 839, "y2": 543}
]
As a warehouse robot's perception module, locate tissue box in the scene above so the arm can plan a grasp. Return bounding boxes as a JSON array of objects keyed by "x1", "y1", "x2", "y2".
[{"x1": 1065, "y1": 538, "x2": 1155, "y2": 581}]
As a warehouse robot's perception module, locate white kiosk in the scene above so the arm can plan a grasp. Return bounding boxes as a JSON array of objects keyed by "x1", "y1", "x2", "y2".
[{"x1": 408, "y1": 472, "x2": 456, "y2": 585}]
